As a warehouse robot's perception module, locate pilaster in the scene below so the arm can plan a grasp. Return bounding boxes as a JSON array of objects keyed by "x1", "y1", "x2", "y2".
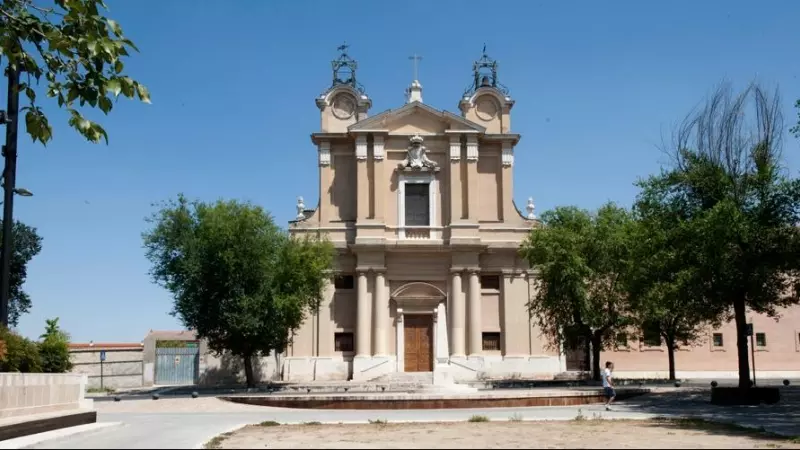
[
  {"x1": 449, "y1": 134, "x2": 463, "y2": 223},
  {"x1": 318, "y1": 140, "x2": 333, "y2": 223},
  {"x1": 373, "y1": 135, "x2": 385, "y2": 222},
  {"x1": 355, "y1": 135, "x2": 369, "y2": 221},
  {"x1": 465, "y1": 135, "x2": 479, "y2": 221}
]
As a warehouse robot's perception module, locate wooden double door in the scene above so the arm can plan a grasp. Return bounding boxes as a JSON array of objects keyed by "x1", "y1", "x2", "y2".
[{"x1": 404, "y1": 315, "x2": 433, "y2": 372}]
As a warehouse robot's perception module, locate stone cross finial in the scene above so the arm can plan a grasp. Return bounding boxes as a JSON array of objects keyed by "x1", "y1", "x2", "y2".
[
  {"x1": 526, "y1": 197, "x2": 536, "y2": 220},
  {"x1": 296, "y1": 196, "x2": 306, "y2": 220}
]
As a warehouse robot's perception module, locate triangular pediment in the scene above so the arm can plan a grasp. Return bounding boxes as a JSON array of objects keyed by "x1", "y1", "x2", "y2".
[{"x1": 349, "y1": 102, "x2": 485, "y2": 134}]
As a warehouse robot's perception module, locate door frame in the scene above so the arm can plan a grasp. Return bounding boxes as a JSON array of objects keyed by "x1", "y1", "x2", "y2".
[
  {"x1": 396, "y1": 307, "x2": 438, "y2": 373},
  {"x1": 402, "y1": 313, "x2": 434, "y2": 372}
]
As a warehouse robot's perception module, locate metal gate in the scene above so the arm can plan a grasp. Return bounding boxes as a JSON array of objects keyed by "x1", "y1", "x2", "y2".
[{"x1": 155, "y1": 346, "x2": 199, "y2": 385}]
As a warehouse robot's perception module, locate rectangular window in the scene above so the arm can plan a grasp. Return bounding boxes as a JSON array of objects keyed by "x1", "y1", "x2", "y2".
[
  {"x1": 480, "y1": 275, "x2": 500, "y2": 290},
  {"x1": 642, "y1": 321, "x2": 662, "y2": 347},
  {"x1": 616, "y1": 333, "x2": 629, "y2": 348},
  {"x1": 334, "y1": 332, "x2": 354, "y2": 352},
  {"x1": 334, "y1": 275, "x2": 354, "y2": 290},
  {"x1": 712, "y1": 333, "x2": 724, "y2": 347},
  {"x1": 756, "y1": 332, "x2": 767, "y2": 348},
  {"x1": 482, "y1": 332, "x2": 501, "y2": 351},
  {"x1": 404, "y1": 183, "x2": 430, "y2": 226}
]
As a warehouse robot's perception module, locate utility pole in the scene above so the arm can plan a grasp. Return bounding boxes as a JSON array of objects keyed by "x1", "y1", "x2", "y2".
[{"x1": 0, "y1": 65, "x2": 21, "y2": 328}]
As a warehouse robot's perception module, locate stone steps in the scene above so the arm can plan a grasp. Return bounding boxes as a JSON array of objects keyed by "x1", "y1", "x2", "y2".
[{"x1": 370, "y1": 371, "x2": 434, "y2": 387}]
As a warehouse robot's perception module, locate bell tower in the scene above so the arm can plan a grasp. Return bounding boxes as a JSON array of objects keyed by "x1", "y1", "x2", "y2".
[
  {"x1": 458, "y1": 46, "x2": 514, "y2": 134},
  {"x1": 315, "y1": 43, "x2": 372, "y2": 133}
]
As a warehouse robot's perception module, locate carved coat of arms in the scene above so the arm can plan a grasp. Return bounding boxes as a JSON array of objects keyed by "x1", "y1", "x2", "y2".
[{"x1": 399, "y1": 134, "x2": 439, "y2": 171}]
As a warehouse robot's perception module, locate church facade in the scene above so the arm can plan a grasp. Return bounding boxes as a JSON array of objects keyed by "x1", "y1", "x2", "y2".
[
  {"x1": 286, "y1": 47, "x2": 559, "y2": 382},
  {"x1": 283, "y1": 47, "x2": 800, "y2": 383}
]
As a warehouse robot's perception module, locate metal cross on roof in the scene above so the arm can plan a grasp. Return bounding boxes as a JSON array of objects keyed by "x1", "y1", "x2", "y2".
[{"x1": 408, "y1": 53, "x2": 423, "y2": 81}]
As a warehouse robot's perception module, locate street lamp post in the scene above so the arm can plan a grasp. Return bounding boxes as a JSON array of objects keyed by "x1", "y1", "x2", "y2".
[{"x1": 0, "y1": 65, "x2": 20, "y2": 328}]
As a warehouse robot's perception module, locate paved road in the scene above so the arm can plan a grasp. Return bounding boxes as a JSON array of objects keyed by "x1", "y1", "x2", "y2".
[
  {"x1": 31, "y1": 402, "x2": 657, "y2": 449},
  {"x1": 30, "y1": 386, "x2": 800, "y2": 449}
]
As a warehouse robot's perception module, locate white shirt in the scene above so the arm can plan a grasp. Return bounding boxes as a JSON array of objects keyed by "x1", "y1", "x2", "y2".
[{"x1": 602, "y1": 368, "x2": 612, "y2": 387}]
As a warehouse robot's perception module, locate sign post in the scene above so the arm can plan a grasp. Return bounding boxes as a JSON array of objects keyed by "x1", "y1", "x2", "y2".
[
  {"x1": 100, "y1": 350, "x2": 106, "y2": 391},
  {"x1": 746, "y1": 323, "x2": 755, "y2": 387}
]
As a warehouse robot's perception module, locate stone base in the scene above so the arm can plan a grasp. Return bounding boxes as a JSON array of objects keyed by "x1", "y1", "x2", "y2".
[
  {"x1": 442, "y1": 355, "x2": 562, "y2": 382},
  {"x1": 283, "y1": 357, "x2": 350, "y2": 382},
  {"x1": 352, "y1": 356, "x2": 396, "y2": 381}
]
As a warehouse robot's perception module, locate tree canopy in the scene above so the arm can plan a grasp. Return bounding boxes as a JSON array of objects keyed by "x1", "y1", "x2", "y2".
[
  {"x1": 627, "y1": 182, "x2": 727, "y2": 379},
  {"x1": 0, "y1": 0, "x2": 149, "y2": 144},
  {"x1": 650, "y1": 82, "x2": 800, "y2": 387},
  {"x1": 1, "y1": 220, "x2": 43, "y2": 326},
  {"x1": 520, "y1": 203, "x2": 635, "y2": 380},
  {"x1": 142, "y1": 195, "x2": 334, "y2": 387}
]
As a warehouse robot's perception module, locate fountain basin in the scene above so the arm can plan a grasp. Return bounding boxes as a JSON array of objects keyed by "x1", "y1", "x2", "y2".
[{"x1": 220, "y1": 387, "x2": 649, "y2": 410}]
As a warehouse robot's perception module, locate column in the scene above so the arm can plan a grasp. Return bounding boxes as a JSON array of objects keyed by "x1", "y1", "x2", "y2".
[
  {"x1": 396, "y1": 309, "x2": 405, "y2": 372},
  {"x1": 450, "y1": 270, "x2": 465, "y2": 357},
  {"x1": 468, "y1": 269, "x2": 482, "y2": 356},
  {"x1": 372, "y1": 270, "x2": 388, "y2": 357},
  {"x1": 356, "y1": 270, "x2": 370, "y2": 357}
]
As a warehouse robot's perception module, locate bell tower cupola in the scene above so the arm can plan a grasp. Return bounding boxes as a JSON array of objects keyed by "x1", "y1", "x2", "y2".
[
  {"x1": 316, "y1": 43, "x2": 372, "y2": 133},
  {"x1": 459, "y1": 45, "x2": 515, "y2": 134}
]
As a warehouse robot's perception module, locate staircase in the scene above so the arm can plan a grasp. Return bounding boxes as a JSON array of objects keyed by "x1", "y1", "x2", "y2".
[{"x1": 370, "y1": 371, "x2": 434, "y2": 390}]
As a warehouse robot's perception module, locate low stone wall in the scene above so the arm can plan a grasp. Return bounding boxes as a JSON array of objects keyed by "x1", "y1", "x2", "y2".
[
  {"x1": 69, "y1": 345, "x2": 144, "y2": 390},
  {"x1": 0, "y1": 373, "x2": 92, "y2": 419}
]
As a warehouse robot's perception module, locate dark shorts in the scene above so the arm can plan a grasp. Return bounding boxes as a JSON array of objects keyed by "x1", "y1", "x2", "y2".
[{"x1": 604, "y1": 387, "x2": 616, "y2": 398}]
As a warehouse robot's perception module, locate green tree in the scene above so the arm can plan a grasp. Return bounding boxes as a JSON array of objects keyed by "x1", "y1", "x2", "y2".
[
  {"x1": 1, "y1": 220, "x2": 43, "y2": 326},
  {"x1": 0, "y1": 326, "x2": 41, "y2": 372},
  {"x1": 520, "y1": 203, "x2": 635, "y2": 380},
  {"x1": 626, "y1": 198, "x2": 726, "y2": 380},
  {"x1": 38, "y1": 317, "x2": 72, "y2": 373},
  {"x1": 648, "y1": 82, "x2": 800, "y2": 388},
  {"x1": 142, "y1": 195, "x2": 334, "y2": 387},
  {"x1": 791, "y1": 99, "x2": 800, "y2": 138},
  {"x1": 0, "y1": 0, "x2": 149, "y2": 144}
]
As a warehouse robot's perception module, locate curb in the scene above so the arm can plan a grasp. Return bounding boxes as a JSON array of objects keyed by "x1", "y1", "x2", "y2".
[{"x1": 0, "y1": 422, "x2": 122, "y2": 449}]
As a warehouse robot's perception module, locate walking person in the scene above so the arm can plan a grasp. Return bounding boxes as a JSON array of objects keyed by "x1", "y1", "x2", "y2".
[{"x1": 602, "y1": 361, "x2": 616, "y2": 411}]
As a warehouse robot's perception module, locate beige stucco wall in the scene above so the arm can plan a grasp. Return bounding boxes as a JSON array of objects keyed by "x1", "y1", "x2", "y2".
[{"x1": 603, "y1": 306, "x2": 800, "y2": 377}]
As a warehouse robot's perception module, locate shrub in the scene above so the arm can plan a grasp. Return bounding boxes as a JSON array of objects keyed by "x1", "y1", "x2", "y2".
[
  {"x1": 38, "y1": 318, "x2": 72, "y2": 373},
  {"x1": 0, "y1": 327, "x2": 42, "y2": 373}
]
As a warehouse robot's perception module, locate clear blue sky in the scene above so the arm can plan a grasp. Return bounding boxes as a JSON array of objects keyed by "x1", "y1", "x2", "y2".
[{"x1": 11, "y1": 0, "x2": 800, "y2": 343}]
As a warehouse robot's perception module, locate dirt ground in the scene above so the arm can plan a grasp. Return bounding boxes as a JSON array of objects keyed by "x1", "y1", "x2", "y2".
[{"x1": 212, "y1": 420, "x2": 800, "y2": 449}]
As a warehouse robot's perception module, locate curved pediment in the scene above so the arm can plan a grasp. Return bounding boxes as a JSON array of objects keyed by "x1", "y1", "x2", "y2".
[{"x1": 391, "y1": 282, "x2": 446, "y2": 303}]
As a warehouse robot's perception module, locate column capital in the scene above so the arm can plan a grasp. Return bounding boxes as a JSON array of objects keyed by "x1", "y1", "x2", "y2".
[
  {"x1": 450, "y1": 268, "x2": 465, "y2": 275},
  {"x1": 356, "y1": 267, "x2": 386, "y2": 274},
  {"x1": 467, "y1": 268, "x2": 481, "y2": 276}
]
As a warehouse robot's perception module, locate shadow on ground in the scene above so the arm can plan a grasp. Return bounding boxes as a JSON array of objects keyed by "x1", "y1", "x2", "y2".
[{"x1": 621, "y1": 386, "x2": 800, "y2": 438}]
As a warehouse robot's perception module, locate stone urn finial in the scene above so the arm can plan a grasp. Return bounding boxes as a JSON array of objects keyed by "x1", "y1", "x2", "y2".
[
  {"x1": 526, "y1": 197, "x2": 536, "y2": 220},
  {"x1": 296, "y1": 196, "x2": 306, "y2": 220}
]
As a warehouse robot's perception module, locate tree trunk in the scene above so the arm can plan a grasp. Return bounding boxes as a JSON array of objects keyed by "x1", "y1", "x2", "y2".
[
  {"x1": 243, "y1": 352, "x2": 256, "y2": 388},
  {"x1": 732, "y1": 297, "x2": 751, "y2": 388},
  {"x1": 665, "y1": 336, "x2": 676, "y2": 381},
  {"x1": 591, "y1": 332, "x2": 603, "y2": 382}
]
